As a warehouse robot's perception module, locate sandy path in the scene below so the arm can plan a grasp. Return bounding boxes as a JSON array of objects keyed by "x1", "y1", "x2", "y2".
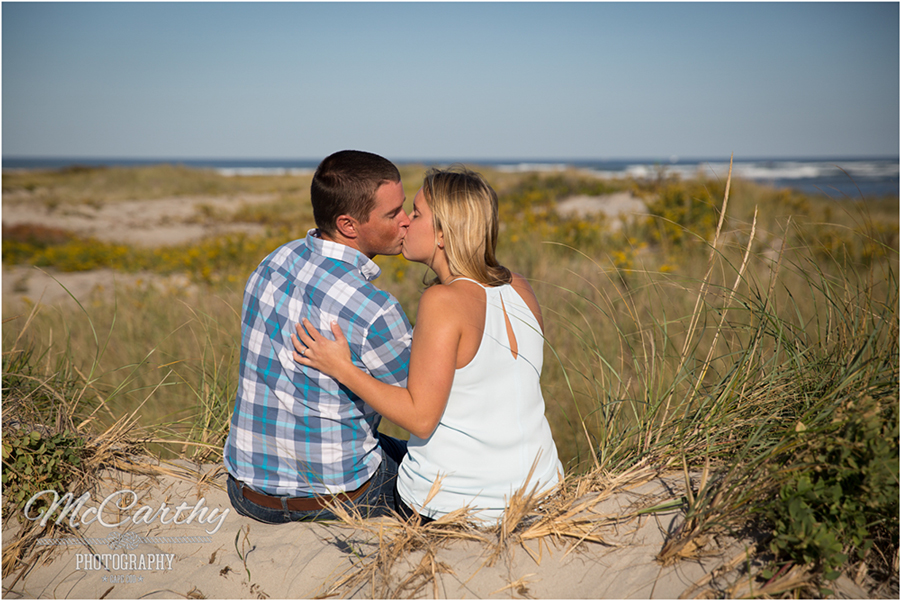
[
  {"x1": 2, "y1": 194, "x2": 274, "y2": 247},
  {"x1": 2, "y1": 194, "x2": 275, "y2": 308}
]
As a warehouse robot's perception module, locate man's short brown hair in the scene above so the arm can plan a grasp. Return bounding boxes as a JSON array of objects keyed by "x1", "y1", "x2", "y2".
[{"x1": 310, "y1": 150, "x2": 401, "y2": 236}]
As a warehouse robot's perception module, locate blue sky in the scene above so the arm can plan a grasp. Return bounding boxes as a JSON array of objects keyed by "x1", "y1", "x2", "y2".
[{"x1": 3, "y1": 2, "x2": 898, "y2": 160}]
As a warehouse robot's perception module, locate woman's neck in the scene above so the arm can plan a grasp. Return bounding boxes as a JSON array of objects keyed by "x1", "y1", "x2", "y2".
[
  {"x1": 428, "y1": 251, "x2": 455, "y2": 285},
  {"x1": 435, "y1": 268, "x2": 457, "y2": 286}
]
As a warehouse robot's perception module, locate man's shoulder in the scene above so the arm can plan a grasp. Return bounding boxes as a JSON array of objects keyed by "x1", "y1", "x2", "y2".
[
  {"x1": 254, "y1": 252, "x2": 402, "y2": 312},
  {"x1": 257, "y1": 236, "x2": 370, "y2": 283},
  {"x1": 255, "y1": 236, "x2": 357, "y2": 282},
  {"x1": 244, "y1": 235, "x2": 407, "y2": 324},
  {"x1": 262, "y1": 237, "x2": 310, "y2": 266}
]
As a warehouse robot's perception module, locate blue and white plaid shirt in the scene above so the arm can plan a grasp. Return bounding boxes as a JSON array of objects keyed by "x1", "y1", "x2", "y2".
[{"x1": 224, "y1": 230, "x2": 412, "y2": 496}]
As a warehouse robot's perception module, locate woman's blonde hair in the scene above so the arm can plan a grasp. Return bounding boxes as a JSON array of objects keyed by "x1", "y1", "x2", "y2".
[{"x1": 422, "y1": 166, "x2": 511, "y2": 287}]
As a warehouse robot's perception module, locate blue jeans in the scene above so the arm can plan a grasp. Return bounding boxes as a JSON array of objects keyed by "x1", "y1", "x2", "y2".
[{"x1": 227, "y1": 433, "x2": 408, "y2": 524}]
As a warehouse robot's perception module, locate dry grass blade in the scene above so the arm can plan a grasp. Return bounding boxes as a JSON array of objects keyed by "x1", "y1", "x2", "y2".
[
  {"x1": 657, "y1": 534, "x2": 711, "y2": 567},
  {"x1": 500, "y1": 456, "x2": 544, "y2": 539},
  {"x1": 491, "y1": 573, "x2": 538, "y2": 597},
  {"x1": 678, "y1": 545, "x2": 757, "y2": 598},
  {"x1": 690, "y1": 206, "x2": 758, "y2": 398},
  {"x1": 659, "y1": 154, "x2": 735, "y2": 437},
  {"x1": 4, "y1": 293, "x2": 46, "y2": 357},
  {"x1": 727, "y1": 563, "x2": 813, "y2": 598},
  {"x1": 677, "y1": 155, "x2": 734, "y2": 365},
  {"x1": 420, "y1": 472, "x2": 447, "y2": 509}
]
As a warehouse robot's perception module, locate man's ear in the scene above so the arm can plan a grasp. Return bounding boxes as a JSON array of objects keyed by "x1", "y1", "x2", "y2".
[{"x1": 335, "y1": 215, "x2": 358, "y2": 240}]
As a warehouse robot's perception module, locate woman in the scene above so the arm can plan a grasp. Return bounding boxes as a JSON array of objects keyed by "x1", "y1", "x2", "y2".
[{"x1": 292, "y1": 167, "x2": 563, "y2": 524}]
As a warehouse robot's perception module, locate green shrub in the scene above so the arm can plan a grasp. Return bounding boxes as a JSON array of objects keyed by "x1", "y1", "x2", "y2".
[
  {"x1": 1, "y1": 429, "x2": 86, "y2": 519},
  {"x1": 500, "y1": 172, "x2": 624, "y2": 212},
  {"x1": 764, "y1": 395, "x2": 899, "y2": 578},
  {"x1": 644, "y1": 179, "x2": 725, "y2": 249}
]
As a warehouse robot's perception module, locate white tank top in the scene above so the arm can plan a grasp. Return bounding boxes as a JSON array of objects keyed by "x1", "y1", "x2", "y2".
[{"x1": 396, "y1": 278, "x2": 564, "y2": 524}]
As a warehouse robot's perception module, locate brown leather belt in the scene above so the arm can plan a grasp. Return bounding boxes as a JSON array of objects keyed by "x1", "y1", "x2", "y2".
[{"x1": 235, "y1": 475, "x2": 372, "y2": 512}]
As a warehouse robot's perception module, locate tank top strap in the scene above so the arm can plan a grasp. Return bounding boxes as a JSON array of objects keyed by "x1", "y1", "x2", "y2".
[{"x1": 447, "y1": 276, "x2": 488, "y2": 289}]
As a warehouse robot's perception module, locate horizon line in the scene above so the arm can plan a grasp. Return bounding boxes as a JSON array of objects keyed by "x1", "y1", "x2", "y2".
[{"x1": 4, "y1": 155, "x2": 899, "y2": 163}]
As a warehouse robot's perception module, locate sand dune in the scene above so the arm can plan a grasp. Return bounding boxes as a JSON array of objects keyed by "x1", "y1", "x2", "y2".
[{"x1": 2, "y1": 461, "x2": 757, "y2": 599}]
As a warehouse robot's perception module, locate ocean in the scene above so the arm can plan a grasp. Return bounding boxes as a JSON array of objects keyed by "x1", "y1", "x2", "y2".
[{"x1": 3, "y1": 156, "x2": 898, "y2": 199}]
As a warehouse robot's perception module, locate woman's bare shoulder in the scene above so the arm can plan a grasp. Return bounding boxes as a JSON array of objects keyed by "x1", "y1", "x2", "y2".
[
  {"x1": 417, "y1": 282, "x2": 470, "y2": 315},
  {"x1": 415, "y1": 282, "x2": 483, "y2": 340},
  {"x1": 509, "y1": 272, "x2": 544, "y2": 329},
  {"x1": 510, "y1": 272, "x2": 538, "y2": 300}
]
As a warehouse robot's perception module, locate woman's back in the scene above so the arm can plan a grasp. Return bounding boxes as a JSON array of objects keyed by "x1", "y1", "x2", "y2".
[{"x1": 397, "y1": 277, "x2": 563, "y2": 524}]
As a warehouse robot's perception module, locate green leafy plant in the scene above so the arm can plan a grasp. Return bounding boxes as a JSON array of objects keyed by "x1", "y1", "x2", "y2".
[
  {"x1": 1, "y1": 428, "x2": 86, "y2": 519},
  {"x1": 764, "y1": 395, "x2": 899, "y2": 579}
]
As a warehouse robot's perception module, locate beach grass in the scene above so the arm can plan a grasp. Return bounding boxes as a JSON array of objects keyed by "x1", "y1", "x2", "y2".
[{"x1": 2, "y1": 163, "x2": 897, "y2": 595}]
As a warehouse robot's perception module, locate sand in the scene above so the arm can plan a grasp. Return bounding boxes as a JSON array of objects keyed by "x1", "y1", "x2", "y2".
[
  {"x1": 2, "y1": 461, "x2": 750, "y2": 599},
  {"x1": 1, "y1": 194, "x2": 274, "y2": 248},
  {"x1": 555, "y1": 192, "x2": 647, "y2": 232}
]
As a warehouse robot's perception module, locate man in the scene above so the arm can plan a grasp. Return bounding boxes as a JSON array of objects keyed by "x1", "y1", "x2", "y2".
[{"x1": 224, "y1": 150, "x2": 412, "y2": 523}]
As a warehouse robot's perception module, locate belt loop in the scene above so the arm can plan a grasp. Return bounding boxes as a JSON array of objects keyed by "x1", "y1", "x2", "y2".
[{"x1": 280, "y1": 497, "x2": 289, "y2": 513}]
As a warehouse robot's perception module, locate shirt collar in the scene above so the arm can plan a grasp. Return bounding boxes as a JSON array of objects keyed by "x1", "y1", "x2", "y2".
[{"x1": 306, "y1": 229, "x2": 382, "y2": 282}]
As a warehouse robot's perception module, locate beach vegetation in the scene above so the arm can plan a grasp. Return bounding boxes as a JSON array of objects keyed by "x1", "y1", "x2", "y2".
[
  {"x1": 2, "y1": 163, "x2": 898, "y2": 595},
  {"x1": 642, "y1": 177, "x2": 725, "y2": 249},
  {"x1": 1, "y1": 428, "x2": 85, "y2": 519},
  {"x1": 763, "y1": 393, "x2": 898, "y2": 580},
  {"x1": 1, "y1": 163, "x2": 306, "y2": 206}
]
